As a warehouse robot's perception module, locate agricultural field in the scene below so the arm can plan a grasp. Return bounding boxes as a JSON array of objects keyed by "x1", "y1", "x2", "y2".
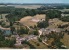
[{"x1": 0, "y1": 5, "x2": 42, "y2": 9}]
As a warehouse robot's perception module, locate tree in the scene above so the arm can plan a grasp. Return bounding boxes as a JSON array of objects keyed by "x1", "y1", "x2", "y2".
[
  {"x1": 10, "y1": 21, "x2": 13, "y2": 26},
  {"x1": 33, "y1": 29, "x2": 39, "y2": 35},
  {"x1": 1, "y1": 14, "x2": 2, "y2": 19},
  {"x1": 0, "y1": 39, "x2": 16, "y2": 47},
  {"x1": 31, "y1": 9, "x2": 36, "y2": 15},
  {"x1": 10, "y1": 26, "x2": 15, "y2": 34},
  {"x1": 38, "y1": 38, "x2": 42, "y2": 42},
  {"x1": 37, "y1": 21, "x2": 49, "y2": 28},
  {"x1": 60, "y1": 16, "x2": 69, "y2": 22},
  {"x1": 18, "y1": 26, "x2": 29, "y2": 35},
  {"x1": 0, "y1": 29, "x2": 16, "y2": 48},
  {"x1": 46, "y1": 10, "x2": 61, "y2": 19},
  {"x1": 49, "y1": 32, "x2": 65, "y2": 49},
  {"x1": 37, "y1": 14, "x2": 49, "y2": 28},
  {"x1": 21, "y1": 40, "x2": 36, "y2": 49},
  {"x1": 51, "y1": 40, "x2": 64, "y2": 49}
]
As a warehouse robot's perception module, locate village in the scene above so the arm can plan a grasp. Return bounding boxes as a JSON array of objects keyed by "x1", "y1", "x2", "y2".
[
  {"x1": 0, "y1": 2, "x2": 69, "y2": 49},
  {"x1": 0, "y1": 12, "x2": 69, "y2": 49}
]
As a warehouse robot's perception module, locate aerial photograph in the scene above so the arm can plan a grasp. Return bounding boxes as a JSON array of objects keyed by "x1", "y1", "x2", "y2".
[{"x1": 0, "y1": 0, "x2": 69, "y2": 49}]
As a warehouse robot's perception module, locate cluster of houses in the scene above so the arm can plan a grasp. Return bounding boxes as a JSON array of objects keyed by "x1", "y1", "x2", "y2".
[
  {"x1": 38, "y1": 28, "x2": 62, "y2": 37},
  {"x1": 14, "y1": 35, "x2": 38, "y2": 46}
]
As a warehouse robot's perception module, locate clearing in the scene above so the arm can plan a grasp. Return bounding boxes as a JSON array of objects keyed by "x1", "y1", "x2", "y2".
[{"x1": 20, "y1": 14, "x2": 45, "y2": 27}]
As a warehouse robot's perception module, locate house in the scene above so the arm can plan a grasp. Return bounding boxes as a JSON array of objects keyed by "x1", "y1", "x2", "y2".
[
  {"x1": 61, "y1": 45, "x2": 67, "y2": 48},
  {"x1": 15, "y1": 37, "x2": 22, "y2": 46}
]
